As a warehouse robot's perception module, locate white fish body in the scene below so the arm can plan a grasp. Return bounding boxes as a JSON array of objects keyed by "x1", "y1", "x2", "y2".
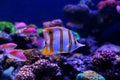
[
  {"x1": 16, "y1": 28, "x2": 26, "y2": 34},
  {"x1": 7, "y1": 54, "x2": 26, "y2": 62},
  {"x1": 6, "y1": 50, "x2": 27, "y2": 62},
  {"x1": 42, "y1": 27, "x2": 84, "y2": 55}
]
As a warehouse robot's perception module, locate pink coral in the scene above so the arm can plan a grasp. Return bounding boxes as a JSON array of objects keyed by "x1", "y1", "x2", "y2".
[{"x1": 97, "y1": 0, "x2": 116, "y2": 10}]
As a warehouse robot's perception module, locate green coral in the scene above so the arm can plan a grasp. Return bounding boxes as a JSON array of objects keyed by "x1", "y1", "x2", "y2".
[
  {"x1": 76, "y1": 73, "x2": 84, "y2": 80},
  {"x1": 37, "y1": 28, "x2": 43, "y2": 35},
  {"x1": 0, "y1": 21, "x2": 15, "y2": 33},
  {"x1": 76, "y1": 70, "x2": 106, "y2": 80}
]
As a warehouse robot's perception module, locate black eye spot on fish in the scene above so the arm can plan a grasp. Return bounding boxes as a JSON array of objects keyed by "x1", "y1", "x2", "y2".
[{"x1": 49, "y1": 31, "x2": 53, "y2": 34}]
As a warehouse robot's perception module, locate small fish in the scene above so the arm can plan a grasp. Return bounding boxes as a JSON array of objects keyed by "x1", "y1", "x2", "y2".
[
  {"x1": 15, "y1": 22, "x2": 27, "y2": 33},
  {"x1": 0, "y1": 43, "x2": 17, "y2": 51},
  {"x1": 7, "y1": 50, "x2": 27, "y2": 62},
  {"x1": 20, "y1": 27, "x2": 37, "y2": 37},
  {"x1": 42, "y1": 27, "x2": 84, "y2": 55}
]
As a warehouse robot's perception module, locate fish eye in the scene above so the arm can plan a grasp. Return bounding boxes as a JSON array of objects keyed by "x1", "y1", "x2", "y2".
[{"x1": 49, "y1": 31, "x2": 53, "y2": 34}]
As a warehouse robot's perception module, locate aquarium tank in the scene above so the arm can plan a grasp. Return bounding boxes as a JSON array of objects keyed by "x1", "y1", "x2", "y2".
[{"x1": 0, "y1": 0, "x2": 120, "y2": 80}]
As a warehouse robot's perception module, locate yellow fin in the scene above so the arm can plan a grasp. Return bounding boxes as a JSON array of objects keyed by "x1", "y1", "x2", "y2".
[{"x1": 41, "y1": 47, "x2": 53, "y2": 56}]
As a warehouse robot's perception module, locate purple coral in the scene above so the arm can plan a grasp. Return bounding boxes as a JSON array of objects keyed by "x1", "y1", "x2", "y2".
[
  {"x1": 64, "y1": 54, "x2": 92, "y2": 72},
  {"x1": 61, "y1": 54, "x2": 93, "y2": 80},
  {"x1": 92, "y1": 50, "x2": 116, "y2": 67},
  {"x1": 31, "y1": 59, "x2": 61, "y2": 76},
  {"x1": 16, "y1": 59, "x2": 61, "y2": 80},
  {"x1": 16, "y1": 65, "x2": 35, "y2": 80}
]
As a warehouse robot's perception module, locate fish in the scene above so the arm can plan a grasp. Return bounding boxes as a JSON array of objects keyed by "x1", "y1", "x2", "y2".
[
  {"x1": 7, "y1": 50, "x2": 27, "y2": 62},
  {"x1": 0, "y1": 43, "x2": 17, "y2": 51},
  {"x1": 15, "y1": 22, "x2": 27, "y2": 33},
  {"x1": 20, "y1": 27, "x2": 38, "y2": 37},
  {"x1": 42, "y1": 27, "x2": 84, "y2": 55}
]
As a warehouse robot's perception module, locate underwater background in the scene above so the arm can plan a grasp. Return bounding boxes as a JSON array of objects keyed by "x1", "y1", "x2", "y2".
[
  {"x1": 0, "y1": 0, "x2": 120, "y2": 80},
  {"x1": 0, "y1": 0, "x2": 79, "y2": 26},
  {"x1": 0, "y1": 0, "x2": 100, "y2": 26}
]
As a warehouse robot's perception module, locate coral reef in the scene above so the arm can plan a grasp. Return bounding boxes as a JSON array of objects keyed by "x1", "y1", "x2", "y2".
[
  {"x1": 16, "y1": 59, "x2": 61, "y2": 80},
  {"x1": 64, "y1": 54, "x2": 92, "y2": 72},
  {"x1": 43, "y1": 19, "x2": 64, "y2": 28},
  {"x1": 0, "y1": 0, "x2": 120, "y2": 80},
  {"x1": 62, "y1": 54, "x2": 93, "y2": 80},
  {"x1": 23, "y1": 49, "x2": 43, "y2": 65},
  {"x1": 91, "y1": 44, "x2": 120, "y2": 80}
]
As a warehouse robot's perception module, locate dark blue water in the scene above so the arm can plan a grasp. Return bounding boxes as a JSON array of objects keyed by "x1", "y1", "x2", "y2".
[{"x1": 0, "y1": 0, "x2": 79, "y2": 27}]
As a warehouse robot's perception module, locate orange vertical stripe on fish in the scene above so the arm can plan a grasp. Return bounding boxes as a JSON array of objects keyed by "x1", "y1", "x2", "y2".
[
  {"x1": 68, "y1": 30, "x2": 72, "y2": 52},
  {"x1": 58, "y1": 28, "x2": 63, "y2": 52},
  {"x1": 49, "y1": 30, "x2": 54, "y2": 54}
]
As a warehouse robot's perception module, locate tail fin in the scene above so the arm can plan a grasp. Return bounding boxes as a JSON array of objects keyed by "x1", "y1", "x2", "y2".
[
  {"x1": 77, "y1": 43, "x2": 85, "y2": 47},
  {"x1": 71, "y1": 42, "x2": 85, "y2": 52}
]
